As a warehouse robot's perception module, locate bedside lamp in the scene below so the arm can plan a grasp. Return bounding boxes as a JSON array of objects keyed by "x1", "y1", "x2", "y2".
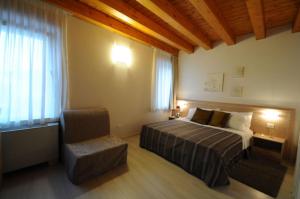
[
  {"x1": 176, "y1": 100, "x2": 188, "y2": 118},
  {"x1": 262, "y1": 109, "x2": 280, "y2": 138},
  {"x1": 171, "y1": 106, "x2": 181, "y2": 118},
  {"x1": 175, "y1": 106, "x2": 181, "y2": 118}
]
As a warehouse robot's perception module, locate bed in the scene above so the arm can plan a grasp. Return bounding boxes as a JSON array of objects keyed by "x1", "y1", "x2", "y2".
[{"x1": 140, "y1": 116, "x2": 253, "y2": 187}]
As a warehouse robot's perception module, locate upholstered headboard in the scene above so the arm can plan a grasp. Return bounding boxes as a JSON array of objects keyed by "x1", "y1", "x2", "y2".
[{"x1": 177, "y1": 99, "x2": 296, "y2": 162}]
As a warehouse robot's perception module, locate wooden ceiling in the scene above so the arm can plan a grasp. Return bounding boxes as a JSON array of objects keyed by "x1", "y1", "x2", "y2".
[{"x1": 47, "y1": 0, "x2": 300, "y2": 56}]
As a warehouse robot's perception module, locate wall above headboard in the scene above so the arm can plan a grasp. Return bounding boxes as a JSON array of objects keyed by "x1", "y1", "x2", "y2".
[
  {"x1": 177, "y1": 28, "x2": 300, "y2": 163},
  {"x1": 177, "y1": 99, "x2": 296, "y2": 162}
]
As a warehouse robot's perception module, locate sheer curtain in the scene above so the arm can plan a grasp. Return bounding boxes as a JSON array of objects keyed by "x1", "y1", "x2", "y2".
[
  {"x1": 151, "y1": 49, "x2": 174, "y2": 111},
  {"x1": 0, "y1": 0, "x2": 68, "y2": 129}
]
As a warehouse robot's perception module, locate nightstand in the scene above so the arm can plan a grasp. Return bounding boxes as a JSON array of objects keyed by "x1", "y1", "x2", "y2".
[
  {"x1": 169, "y1": 116, "x2": 177, "y2": 120},
  {"x1": 252, "y1": 133, "x2": 286, "y2": 162}
]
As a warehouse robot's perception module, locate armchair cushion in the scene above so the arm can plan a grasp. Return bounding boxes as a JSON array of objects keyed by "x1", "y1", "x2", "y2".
[
  {"x1": 60, "y1": 108, "x2": 110, "y2": 143},
  {"x1": 64, "y1": 135, "x2": 127, "y2": 184}
]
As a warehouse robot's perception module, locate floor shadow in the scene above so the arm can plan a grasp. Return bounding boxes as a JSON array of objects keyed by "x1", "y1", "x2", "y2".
[
  {"x1": 48, "y1": 163, "x2": 129, "y2": 199},
  {"x1": 1, "y1": 162, "x2": 129, "y2": 199}
]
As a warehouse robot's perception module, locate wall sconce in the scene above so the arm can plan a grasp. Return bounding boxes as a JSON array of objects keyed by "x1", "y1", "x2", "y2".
[
  {"x1": 177, "y1": 100, "x2": 188, "y2": 111},
  {"x1": 262, "y1": 109, "x2": 280, "y2": 122},
  {"x1": 261, "y1": 109, "x2": 280, "y2": 137},
  {"x1": 111, "y1": 43, "x2": 132, "y2": 67}
]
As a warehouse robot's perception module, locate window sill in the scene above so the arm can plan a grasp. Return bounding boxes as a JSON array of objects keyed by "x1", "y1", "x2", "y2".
[{"x1": 1, "y1": 122, "x2": 59, "y2": 133}]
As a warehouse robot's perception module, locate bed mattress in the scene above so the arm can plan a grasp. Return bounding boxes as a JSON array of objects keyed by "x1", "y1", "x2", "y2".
[{"x1": 140, "y1": 119, "x2": 245, "y2": 187}]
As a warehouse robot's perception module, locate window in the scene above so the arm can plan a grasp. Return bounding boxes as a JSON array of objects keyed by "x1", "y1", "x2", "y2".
[
  {"x1": 0, "y1": 0, "x2": 67, "y2": 129},
  {"x1": 151, "y1": 49, "x2": 174, "y2": 111}
]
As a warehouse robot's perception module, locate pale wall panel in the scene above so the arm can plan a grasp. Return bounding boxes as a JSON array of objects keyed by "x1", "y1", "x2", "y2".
[
  {"x1": 67, "y1": 16, "x2": 168, "y2": 138},
  {"x1": 178, "y1": 27, "x2": 300, "y2": 145}
]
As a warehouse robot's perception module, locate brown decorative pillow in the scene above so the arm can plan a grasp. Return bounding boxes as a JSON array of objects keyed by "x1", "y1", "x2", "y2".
[
  {"x1": 191, "y1": 108, "x2": 213, "y2": 125},
  {"x1": 209, "y1": 111, "x2": 231, "y2": 127}
]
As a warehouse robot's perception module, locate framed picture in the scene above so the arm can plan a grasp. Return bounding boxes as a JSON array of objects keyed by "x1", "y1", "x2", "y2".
[
  {"x1": 204, "y1": 73, "x2": 224, "y2": 92},
  {"x1": 230, "y1": 86, "x2": 243, "y2": 97}
]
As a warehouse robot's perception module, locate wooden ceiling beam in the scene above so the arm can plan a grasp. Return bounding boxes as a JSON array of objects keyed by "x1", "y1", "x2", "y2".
[
  {"x1": 81, "y1": 0, "x2": 194, "y2": 53},
  {"x1": 245, "y1": 0, "x2": 266, "y2": 40},
  {"x1": 293, "y1": 8, "x2": 300, "y2": 33},
  {"x1": 45, "y1": 0, "x2": 179, "y2": 56},
  {"x1": 188, "y1": 0, "x2": 235, "y2": 45},
  {"x1": 135, "y1": 0, "x2": 212, "y2": 50}
]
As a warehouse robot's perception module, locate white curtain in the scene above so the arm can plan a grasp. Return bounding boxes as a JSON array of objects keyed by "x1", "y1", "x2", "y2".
[
  {"x1": 151, "y1": 49, "x2": 174, "y2": 111},
  {"x1": 0, "y1": 0, "x2": 68, "y2": 129}
]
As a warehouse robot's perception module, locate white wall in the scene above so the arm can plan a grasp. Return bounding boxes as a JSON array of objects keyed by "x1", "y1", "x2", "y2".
[
  {"x1": 67, "y1": 16, "x2": 168, "y2": 138},
  {"x1": 178, "y1": 27, "x2": 300, "y2": 144}
]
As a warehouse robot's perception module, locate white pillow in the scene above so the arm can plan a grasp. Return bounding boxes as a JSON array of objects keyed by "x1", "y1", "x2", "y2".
[
  {"x1": 185, "y1": 107, "x2": 220, "y2": 120},
  {"x1": 227, "y1": 112, "x2": 253, "y2": 132},
  {"x1": 186, "y1": 107, "x2": 197, "y2": 120}
]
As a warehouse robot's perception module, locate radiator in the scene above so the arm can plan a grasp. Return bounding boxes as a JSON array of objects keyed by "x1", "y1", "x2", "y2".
[{"x1": 2, "y1": 123, "x2": 59, "y2": 173}]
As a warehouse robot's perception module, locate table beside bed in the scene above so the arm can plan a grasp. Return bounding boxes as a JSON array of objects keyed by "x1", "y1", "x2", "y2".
[{"x1": 252, "y1": 133, "x2": 286, "y2": 162}]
